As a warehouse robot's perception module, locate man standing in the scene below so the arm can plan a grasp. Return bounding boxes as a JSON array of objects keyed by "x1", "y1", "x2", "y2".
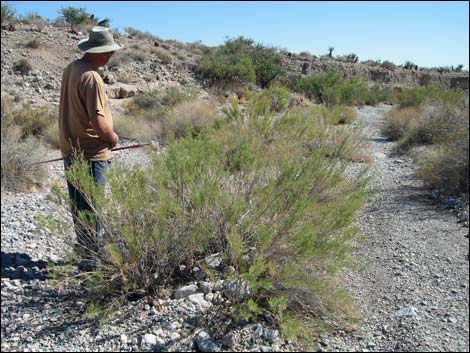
[{"x1": 59, "y1": 26, "x2": 122, "y2": 269}]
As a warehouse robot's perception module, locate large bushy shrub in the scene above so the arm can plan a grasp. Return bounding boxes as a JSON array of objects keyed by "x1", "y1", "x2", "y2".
[
  {"x1": 196, "y1": 36, "x2": 285, "y2": 88},
  {"x1": 294, "y1": 71, "x2": 370, "y2": 106},
  {"x1": 47, "y1": 98, "x2": 371, "y2": 341}
]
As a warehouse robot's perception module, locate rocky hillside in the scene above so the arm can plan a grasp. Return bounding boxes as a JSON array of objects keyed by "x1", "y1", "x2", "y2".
[{"x1": 1, "y1": 22, "x2": 468, "y2": 108}]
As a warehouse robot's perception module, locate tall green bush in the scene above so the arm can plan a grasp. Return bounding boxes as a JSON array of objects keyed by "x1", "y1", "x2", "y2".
[
  {"x1": 47, "y1": 98, "x2": 371, "y2": 340},
  {"x1": 294, "y1": 71, "x2": 370, "y2": 106},
  {"x1": 196, "y1": 36, "x2": 285, "y2": 88}
]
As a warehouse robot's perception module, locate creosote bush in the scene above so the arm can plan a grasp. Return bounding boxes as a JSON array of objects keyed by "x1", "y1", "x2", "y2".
[
  {"x1": 46, "y1": 96, "x2": 371, "y2": 343},
  {"x1": 293, "y1": 71, "x2": 389, "y2": 107},
  {"x1": 196, "y1": 36, "x2": 285, "y2": 88}
]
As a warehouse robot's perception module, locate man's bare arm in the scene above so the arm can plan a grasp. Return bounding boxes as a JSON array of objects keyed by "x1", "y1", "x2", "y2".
[{"x1": 90, "y1": 114, "x2": 119, "y2": 148}]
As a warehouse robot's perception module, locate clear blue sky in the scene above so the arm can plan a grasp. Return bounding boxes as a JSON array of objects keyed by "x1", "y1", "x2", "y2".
[{"x1": 6, "y1": 1, "x2": 469, "y2": 69}]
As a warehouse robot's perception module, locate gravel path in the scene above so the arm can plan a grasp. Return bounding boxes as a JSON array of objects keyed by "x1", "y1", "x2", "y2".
[
  {"x1": 1, "y1": 105, "x2": 468, "y2": 352},
  {"x1": 319, "y1": 104, "x2": 469, "y2": 352}
]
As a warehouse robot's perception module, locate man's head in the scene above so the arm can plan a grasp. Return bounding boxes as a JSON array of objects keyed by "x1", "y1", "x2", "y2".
[
  {"x1": 78, "y1": 26, "x2": 122, "y2": 53},
  {"x1": 77, "y1": 26, "x2": 122, "y2": 68}
]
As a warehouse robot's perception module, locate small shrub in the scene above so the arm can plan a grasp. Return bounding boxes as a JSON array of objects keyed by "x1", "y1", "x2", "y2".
[
  {"x1": 363, "y1": 84, "x2": 392, "y2": 106},
  {"x1": 123, "y1": 26, "x2": 156, "y2": 40},
  {"x1": 393, "y1": 85, "x2": 466, "y2": 108},
  {"x1": 1, "y1": 3, "x2": 16, "y2": 23},
  {"x1": 26, "y1": 37, "x2": 41, "y2": 49},
  {"x1": 129, "y1": 49, "x2": 147, "y2": 62},
  {"x1": 295, "y1": 71, "x2": 370, "y2": 106},
  {"x1": 57, "y1": 6, "x2": 102, "y2": 31},
  {"x1": 165, "y1": 99, "x2": 219, "y2": 139},
  {"x1": 403, "y1": 61, "x2": 418, "y2": 70},
  {"x1": 2, "y1": 98, "x2": 57, "y2": 138},
  {"x1": 151, "y1": 47, "x2": 173, "y2": 64},
  {"x1": 113, "y1": 114, "x2": 163, "y2": 141},
  {"x1": 43, "y1": 120, "x2": 60, "y2": 149},
  {"x1": 107, "y1": 51, "x2": 130, "y2": 70},
  {"x1": 247, "y1": 86, "x2": 291, "y2": 115},
  {"x1": 1, "y1": 125, "x2": 47, "y2": 192},
  {"x1": 417, "y1": 136, "x2": 469, "y2": 195},
  {"x1": 381, "y1": 60, "x2": 396, "y2": 70},
  {"x1": 382, "y1": 106, "x2": 426, "y2": 143},
  {"x1": 123, "y1": 87, "x2": 200, "y2": 141},
  {"x1": 22, "y1": 11, "x2": 46, "y2": 24},
  {"x1": 14, "y1": 59, "x2": 33, "y2": 75},
  {"x1": 390, "y1": 91, "x2": 469, "y2": 196}
]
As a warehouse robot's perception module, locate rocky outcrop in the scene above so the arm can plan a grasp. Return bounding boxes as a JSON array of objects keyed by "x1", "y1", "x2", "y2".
[{"x1": 283, "y1": 55, "x2": 469, "y2": 88}]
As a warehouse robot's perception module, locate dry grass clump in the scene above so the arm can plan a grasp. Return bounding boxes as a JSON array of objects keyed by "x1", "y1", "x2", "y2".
[
  {"x1": 1, "y1": 96, "x2": 57, "y2": 190},
  {"x1": 1, "y1": 124, "x2": 47, "y2": 192},
  {"x1": 165, "y1": 99, "x2": 219, "y2": 139},
  {"x1": 383, "y1": 88, "x2": 469, "y2": 195},
  {"x1": 382, "y1": 106, "x2": 423, "y2": 142},
  {"x1": 150, "y1": 47, "x2": 173, "y2": 64},
  {"x1": 113, "y1": 114, "x2": 163, "y2": 141},
  {"x1": 14, "y1": 59, "x2": 33, "y2": 75}
]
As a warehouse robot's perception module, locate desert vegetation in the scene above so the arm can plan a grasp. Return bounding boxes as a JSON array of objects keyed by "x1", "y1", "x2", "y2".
[
  {"x1": 1, "y1": 5, "x2": 468, "y2": 348},
  {"x1": 45, "y1": 93, "x2": 371, "y2": 342},
  {"x1": 1, "y1": 96, "x2": 57, "y2": 191},
  {"x1": 382, "y1": 85, "x2": 469, "y2": 195}
]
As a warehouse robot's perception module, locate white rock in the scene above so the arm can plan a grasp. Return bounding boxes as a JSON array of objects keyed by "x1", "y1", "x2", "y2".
[
  {"x1": 188, "y1": 293, "x2": 212, "y2": 311},
  {"x1": 120, "y1": 334, "x2": 128, "y2": 345},
  {"x1": 141, "y1": 333, "x2": 157, "y2": 346}
]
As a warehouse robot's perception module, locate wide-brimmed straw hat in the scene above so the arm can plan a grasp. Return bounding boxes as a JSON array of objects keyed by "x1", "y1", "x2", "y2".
[{"x1": 77, "y1": 26, "x2": 123, "y2": 53}]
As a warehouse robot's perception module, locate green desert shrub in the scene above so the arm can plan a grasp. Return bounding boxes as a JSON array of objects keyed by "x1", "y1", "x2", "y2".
[
  {"x1": 196, "y1": 36, "x2": 285, "y2": 88},
  {"x1": 294, "y1": 71, "x2": 371, "y2": 106},
  {"x1": 58, "y1": 6, "x2": 106, "y2": 29},
  {"x1": 393, "y1": 85, "x2": 465, "y2": 108},
  {"x1": 363, "y1": 85, "x2": 392, "y2": 106},
  {"x1": 246, "y1": 86, "x2": 291, "y2": 115},
  {"x1": 46, "y1": 98, "x2": 371, "y2": 342}
]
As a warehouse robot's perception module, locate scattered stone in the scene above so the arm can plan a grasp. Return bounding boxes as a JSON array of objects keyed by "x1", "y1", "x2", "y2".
[
  {"x1": 194, "y1": 331, "x2": 216, "y2": 352},
  {"x1": 174, "y1": 284, "x2": 199, "y2": 299}
]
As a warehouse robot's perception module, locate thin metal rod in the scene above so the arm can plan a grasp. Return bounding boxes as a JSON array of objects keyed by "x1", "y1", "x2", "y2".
[{"x1": 30, "y1": 142, "x2": 152, "y2": 166}]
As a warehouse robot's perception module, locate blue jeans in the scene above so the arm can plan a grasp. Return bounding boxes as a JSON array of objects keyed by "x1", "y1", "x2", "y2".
[{"x1": 64, "y1": 155, "x2": 111, "y2": 257}]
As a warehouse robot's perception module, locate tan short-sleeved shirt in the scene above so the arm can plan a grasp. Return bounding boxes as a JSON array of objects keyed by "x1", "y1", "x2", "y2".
[{"x1": 59, "y1": 59, "x2": 112, "y2": 161}]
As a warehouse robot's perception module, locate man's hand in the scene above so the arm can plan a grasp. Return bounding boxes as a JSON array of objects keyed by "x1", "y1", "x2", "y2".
[
  {"x1": 109, "y1": 131, "x2": 119, "y2": 149},
  {"x1": 90, "y1": 114, "x2": 119, "y2": 149}
]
